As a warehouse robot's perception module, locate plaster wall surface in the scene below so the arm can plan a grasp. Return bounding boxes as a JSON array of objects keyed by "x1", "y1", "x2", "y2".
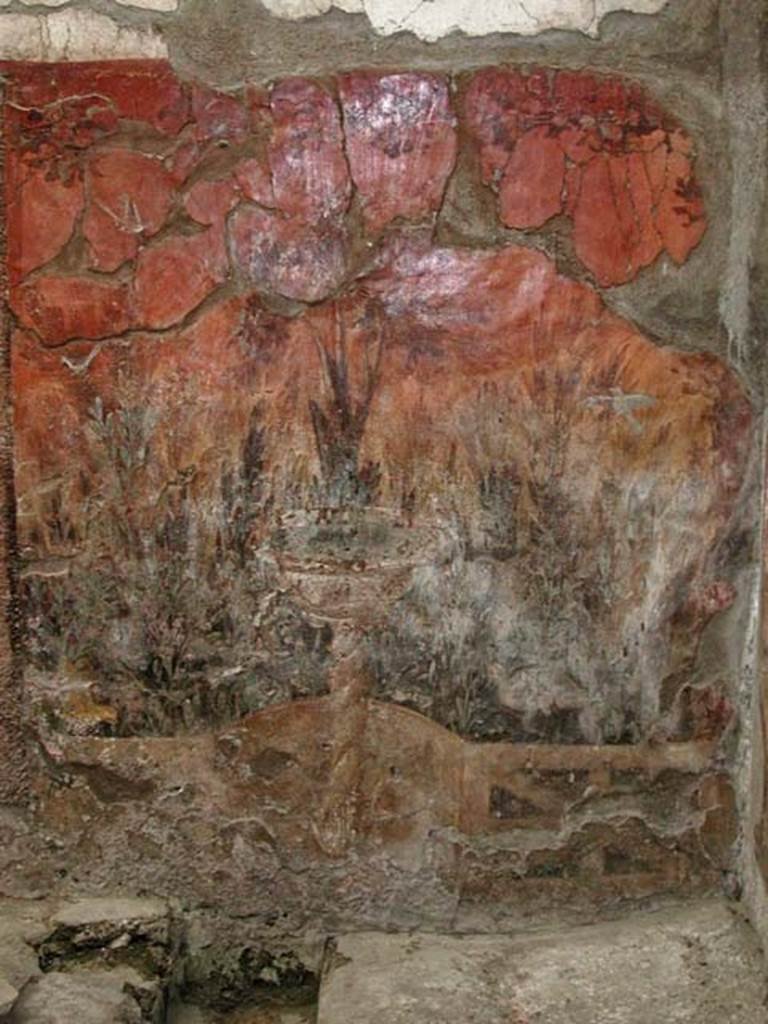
[
  {"x1": 261, "y1": 0, "x2": 669, "y2": 41},
  {"x1": 0, "y1": 0, "x2": 766, "y2": 974},
  {"x1": 0, "y1": 0, "x2": 671, "y2": 41},
  {"x1": 0, "y1": 0, "x2": 712, "y2": 71},
  {"x1": 0, "y1": 8, "x2": 167, "y2": 61}
]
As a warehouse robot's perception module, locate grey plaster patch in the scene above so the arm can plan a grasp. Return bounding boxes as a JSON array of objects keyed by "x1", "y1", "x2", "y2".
[
  {"x1": 318, "y1": 901, "x2": 768, "y2": 1024},
  {"x1": 263, "y1": 0, "x2": 364, "y2": 16},
  {"x1": 719, "y1": 0, "x2": 768, "y2": 376}
]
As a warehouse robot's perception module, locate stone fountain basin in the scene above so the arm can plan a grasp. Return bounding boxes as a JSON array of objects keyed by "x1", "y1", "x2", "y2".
[{"x1": 272, "y1": 508, "x2": 453, "y2": 621}]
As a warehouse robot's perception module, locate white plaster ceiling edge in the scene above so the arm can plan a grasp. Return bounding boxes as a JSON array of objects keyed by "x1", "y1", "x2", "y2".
[{"x1": 260, "y1": 0, "x2": 670, "y2": 42}]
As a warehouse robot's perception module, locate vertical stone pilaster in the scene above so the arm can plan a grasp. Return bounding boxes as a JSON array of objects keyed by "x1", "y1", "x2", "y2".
[
  {"x1": 0, "y1": 77, "x2": 28, "y2": 805},
  {"x1": 722, "y1": 0, "x2": 768, "y2": 953},
  {"x1": 721, "y1": 0, "x2": 768, "y2": 377}
]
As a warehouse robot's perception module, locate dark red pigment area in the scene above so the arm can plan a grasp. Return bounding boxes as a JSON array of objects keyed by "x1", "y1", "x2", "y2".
[
  {"x1": 464, "y1": 67, "x2": 706, "y2": 285},
  {"x1": 4, "y1": 60, "x2": 746, "y2": 751},
  {"x1": 6, "y1": 61, "x2": 707, "y2": 307}
]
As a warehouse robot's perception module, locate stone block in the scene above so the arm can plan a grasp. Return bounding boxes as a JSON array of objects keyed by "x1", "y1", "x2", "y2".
[
  {"x1": 318, "y1": 901, "x2": 768, "y2": 1024},
  {"x1": 40, "y1": 901, "x2": 174, "y2": 1003},
  {"x1": 84, "y1": 150, "x2": 175, "y2": 272},
  {"x1": 0, "y1": 978, "x2": 18, "y2": 1017},
  {"x1": 49, "y1": 896, "x2": 168, "y2": 933},
  {"x1": 7, "y1": 167, "x2": 84, "y2": 285},
  {"x1": 0, "y1": 901, "x2": 48, "y2": 994},
  {"x1": 43, "y1": 897, "x2": 172, "y2": 974},
  {"x1": 133, "y1": 228, "x2": 228, "y2": 329},
  {"x1": 11, "y1": 274, "x2": 134, "y2": 346},
  {"x1": 339, "y1": 71, "x2": 457, "y2": 232},
  {"x1": 8, "y1": 969, "x2": 145, "y2": 1024}
]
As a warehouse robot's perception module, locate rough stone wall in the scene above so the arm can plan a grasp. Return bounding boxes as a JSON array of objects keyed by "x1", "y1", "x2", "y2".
[{"x1": 0, "y1": 0, "x2": 766, "y2": 952}]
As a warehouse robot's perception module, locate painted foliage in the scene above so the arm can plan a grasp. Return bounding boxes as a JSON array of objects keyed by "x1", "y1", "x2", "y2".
[{"x1": 5, "y1": 61, "x2": 750, "y2": 750}]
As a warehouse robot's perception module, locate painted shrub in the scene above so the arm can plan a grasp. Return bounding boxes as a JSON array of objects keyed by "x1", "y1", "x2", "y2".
[{"x1": 4, "y1": 61, "x2": 750, "y2": 748}]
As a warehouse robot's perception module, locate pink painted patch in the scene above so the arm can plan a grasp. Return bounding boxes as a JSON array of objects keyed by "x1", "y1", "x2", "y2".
[
  {"x1": 234, "y1": 157, "x2": 275, "y2": 207},
  {"x1": 134, "y1": 228, "x2": 229, "y2": 330},
  {"x1": 499, "y1": 127, "x2": 565, "y2": 230},
  {"x1": 184, "y1": 177, "x2": 240, "y2": 226},
  {"x1": 339, "y1": 71, "x2": 458, "y2": 233},
  {"x1": 84, "y1": 150, "x2": 175, "y2": 272},
  {"x1": 11, "y1": 275, "x2": 134, "y2": 346},
  {"x1": 230, "y1": 205, "x2": 347, "y2": 303},
  {"x1": 7, "y1": 166, "x2": 84, "y2": 283},
  {"x1": 269, "y1": 78, "x2": 350, "y2": 221}
]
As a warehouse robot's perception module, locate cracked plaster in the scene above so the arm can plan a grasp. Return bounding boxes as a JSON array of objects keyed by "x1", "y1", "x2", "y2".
[
  {"x1": 0, "y1": 0, "x2": 765, "y2": 978},
  {"x1": 112, "y1": 0, "x2": 180, "y2": 9},
  {"x1": 260, "y1": 0, "x2": 670, "y2": 41},
  {"x1": 9, "y1": 0, "x2": 178, "y2": 7},
  {"x1": 0, "y1": 8, "x2": 167, "y2": 60}
]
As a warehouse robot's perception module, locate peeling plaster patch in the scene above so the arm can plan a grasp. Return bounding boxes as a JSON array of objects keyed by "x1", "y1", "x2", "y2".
[
  {"x1": 595, "y1": 0, "x2": 669, "y2": 16},
  {"x1": 0, "y1": 15, "x2": 43, "y2": 57},
  {"x1": 0, "y1": 9, "x2": 167, "y2": 60},
  {"x1": 261, "y1": 0, "x2": 669, "y2": 40},
  {"x1": 261, "y1": 0, "x2": 332, "y2": 14},
  {"x1": 261, "y1": 0, "x2": 363, "y2": 16},
  {"x1": 113, "y1": 0, "x2": 180, "y2": 10},
  {"x1": 17, "y1": 0, "x2": 177, "y2": 4}
]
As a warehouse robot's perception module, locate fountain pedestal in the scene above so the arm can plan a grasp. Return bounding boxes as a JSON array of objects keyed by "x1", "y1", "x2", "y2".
[{"x1": 274, "y1": 507, "x2": 447, "y2": 855}]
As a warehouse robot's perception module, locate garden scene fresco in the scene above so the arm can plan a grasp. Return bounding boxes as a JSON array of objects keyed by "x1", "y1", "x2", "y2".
[{"x1": 6, "y1": 60, "x2": 750, "y2": 755}]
